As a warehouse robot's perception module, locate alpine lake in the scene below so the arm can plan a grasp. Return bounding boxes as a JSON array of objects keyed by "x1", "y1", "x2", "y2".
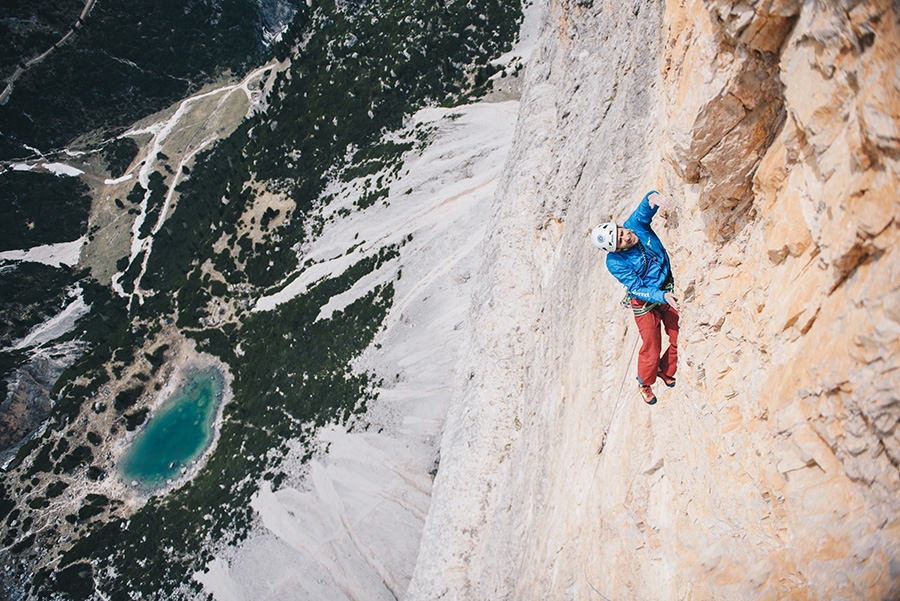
[{"x1": 119, "y1": 367, "x2": 225, "y2": 490}]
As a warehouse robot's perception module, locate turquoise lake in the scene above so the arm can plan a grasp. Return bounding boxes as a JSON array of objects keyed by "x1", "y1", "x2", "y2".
[{"x1": 119, "y1": 367, "x2": 224, "y2": 488}]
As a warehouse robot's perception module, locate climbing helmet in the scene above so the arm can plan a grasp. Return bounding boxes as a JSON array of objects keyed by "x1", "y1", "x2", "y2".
[{"x1": 591, "y1": 222, "x2": 617, "y2": 252}]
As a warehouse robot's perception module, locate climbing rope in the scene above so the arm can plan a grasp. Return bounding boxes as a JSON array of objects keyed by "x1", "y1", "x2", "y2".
[{"x1": 583, "y1": 326, "x2": 640, "y2": 600}]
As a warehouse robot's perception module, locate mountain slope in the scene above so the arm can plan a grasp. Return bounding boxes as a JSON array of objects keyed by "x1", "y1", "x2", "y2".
[
  {"x1": 0, "y1": 0, "x2": 525, "y2": 598},
  {"x1": 409, "y1": 0, "x2": 900, "y2": 599}
]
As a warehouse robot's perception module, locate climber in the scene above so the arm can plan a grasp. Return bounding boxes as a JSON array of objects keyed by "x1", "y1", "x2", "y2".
[{"x1": 590, "y1": 190, "x2": 679, "y2": 405}]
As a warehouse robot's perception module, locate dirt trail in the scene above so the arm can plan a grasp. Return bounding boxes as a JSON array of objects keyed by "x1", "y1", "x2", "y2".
[
  {"x1": 118, "y1": 61, "x2": 283, "y2": 306},
  {"x1": 0, "y1": 0, "x2": 98, "y2": 105}
]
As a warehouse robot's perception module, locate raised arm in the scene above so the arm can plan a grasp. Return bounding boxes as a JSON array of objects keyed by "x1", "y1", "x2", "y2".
[{"x1": 623, "y1": 190, "x2": 660, "y2": 231}]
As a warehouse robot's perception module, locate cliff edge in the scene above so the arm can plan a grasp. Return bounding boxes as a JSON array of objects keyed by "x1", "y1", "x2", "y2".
[{"x1": 409, "y1": 0, "x2": 900, "y2": 599}]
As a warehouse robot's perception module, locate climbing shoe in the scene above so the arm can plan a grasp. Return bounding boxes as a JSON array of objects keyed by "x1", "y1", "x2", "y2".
[
  {"x1": 658, "y1": 370, "x2": 676, "y2": 388},
  {"x1": 639, "y1": 385, "x2": 657, "y2": 405}
]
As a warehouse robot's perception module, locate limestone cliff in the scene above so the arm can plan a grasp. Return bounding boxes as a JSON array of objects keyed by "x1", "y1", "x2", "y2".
[{"x1": 409, "y1": 0, "x2": 900, "y2": 599}]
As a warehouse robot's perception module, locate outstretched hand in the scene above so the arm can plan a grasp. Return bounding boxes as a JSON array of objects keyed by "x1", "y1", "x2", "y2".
[
  {"x1": 664, "y1": 292, "x2": 680, "y2": 311},
  {"x1": 649, "y1": 192, "x2": 673, "y2": 211}
]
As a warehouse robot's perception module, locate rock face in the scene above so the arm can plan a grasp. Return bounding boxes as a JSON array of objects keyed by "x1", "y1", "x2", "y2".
[
  {"x1": 408, "y1": 0, "x2": 900, "y2": 599},
  {"x1": 0, "y1": 342, "x2": 85, "y2": 465}
]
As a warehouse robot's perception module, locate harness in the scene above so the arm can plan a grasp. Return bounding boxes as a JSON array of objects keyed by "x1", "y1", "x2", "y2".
[{"x1": 626, "y1": 282, "x2": 674, "y2": 315}]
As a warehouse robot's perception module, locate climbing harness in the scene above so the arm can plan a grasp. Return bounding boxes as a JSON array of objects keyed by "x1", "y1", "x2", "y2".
[
  {"x1": 583, "y1": 327, "x2": 640, "y2": 600},
  {"x1": 621, "y1": 280, "x2": 675, "y2": 316}
]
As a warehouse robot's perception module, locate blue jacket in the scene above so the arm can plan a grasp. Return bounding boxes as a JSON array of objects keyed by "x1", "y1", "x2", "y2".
[{"x1": 606, "y1": 191, "x2": 673, "y2": 305}]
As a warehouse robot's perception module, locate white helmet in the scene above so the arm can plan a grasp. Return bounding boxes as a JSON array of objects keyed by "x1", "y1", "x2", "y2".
[{"x1": 591, "y1": 222, "x2": 617, "y2": 251}]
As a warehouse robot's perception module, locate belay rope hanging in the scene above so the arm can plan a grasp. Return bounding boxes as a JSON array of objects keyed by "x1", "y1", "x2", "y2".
[{"x1": 583, "y1": 325, "x2": 640, "y2": 600}]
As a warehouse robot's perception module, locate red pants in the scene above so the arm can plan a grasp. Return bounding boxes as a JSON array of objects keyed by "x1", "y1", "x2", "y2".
[{"x1": 631, "y1": 300, "x2": 679, "y2": 386}]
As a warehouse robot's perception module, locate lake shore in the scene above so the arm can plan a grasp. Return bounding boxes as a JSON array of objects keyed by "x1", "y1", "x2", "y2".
[
  {"x1": 100, "y1": 332, "x2": 234, "y2": 506},
  {"x1": 119, "y1": 365, "x2": 224, "y2": 489}
]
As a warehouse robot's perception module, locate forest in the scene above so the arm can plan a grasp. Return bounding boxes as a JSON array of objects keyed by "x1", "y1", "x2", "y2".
[
  {"x1": 0, "y1": 0, "x2": 277, "y2": 158},
  {"x1": 0, "y1": 0, "x2": 523, "y2": 597},
  {"x1": 0, "y1": 171, "x2": 92, "y2": 252}
]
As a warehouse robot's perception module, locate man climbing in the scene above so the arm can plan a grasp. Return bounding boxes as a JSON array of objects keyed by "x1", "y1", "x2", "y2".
[{"x1": 590, "y1": 190, "x2": 679, "y2": 405}]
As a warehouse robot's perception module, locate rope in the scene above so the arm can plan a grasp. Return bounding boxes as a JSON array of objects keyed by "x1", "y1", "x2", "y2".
[{"x1": 583, "y1": 326, "x2": 640, "y2": 600}]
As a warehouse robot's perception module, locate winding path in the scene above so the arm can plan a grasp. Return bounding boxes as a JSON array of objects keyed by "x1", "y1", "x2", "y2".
[
  {"x1": 0, "y1": 0, "x2": 98, "y2": 105},
  {"x1": 117, "y1": 61, "x2": 282, "y2": 307}
]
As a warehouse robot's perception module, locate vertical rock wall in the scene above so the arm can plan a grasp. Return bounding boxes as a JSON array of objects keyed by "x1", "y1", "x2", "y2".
[{"x1": 409, "y1": 0, "x2": 900, "y2": 600}]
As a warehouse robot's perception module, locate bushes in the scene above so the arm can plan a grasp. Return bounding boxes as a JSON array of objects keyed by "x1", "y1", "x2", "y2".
[
  {"x1": 144, "y1": 344, "x2": 169, "y2": 371},
  {"x1": 50, "y1": 438, "x2": 69, "y2": 461},
  {"x1": 137, "y1": 172, "x2": 168, "y2": 239},
  {"x1": 51, "y1": 561, "x2": 94, "y2": 600},
  {"x1": 101, "y1": 137, "x2": 139, "y2": 178},
  {"x1": 54, "y1": 252, "x2": 396, "y2": 598},
  {"x1": 259, "y1": 207, "x2": 280, "y2": 230},
  {"x1": 0, "y1": 172, "x2": 92, "y2": 251},
  {"x1": 0, "y1": 0, "x2": 525, "y2": 596},
  {"x1": 126, "y1": 181, "x2": 145, "y2": 205},
  {"x1": 0, "y1": 263, "x2": 79, "y2": 345},
  {"x1": 0, "y1": 484, "x2": 15, "y2": 522},
  {"x1": 56, "y1": 445, "x2": 93, "y2": 474},
  {"x1": 23, "y1": 444, "x2": 53, "y2": 478},
  {"x1": 124, "y1": 409, "x2": 149, "y2": 431},
  {"x1": 46, "y1": 481, "x2": 69, "y2": 498},
  {"x1": 113, "y1": 385, "x2": 143, "y2": 412},
  {"x1": 117, "y1": 250, "x2": 145, "y2": 295},
  {"x1": 0, "y1": 1, "x2": 83, "y2": 75},
  {"x1": 48, "y1": 280, "x2": 133, "y2": 422},
  {"x1": 143, "y1": 123, "x2": 257, "y2": 294},
  {"x1": 11, "y1": 533, "x2": 36, "y2": 553}
]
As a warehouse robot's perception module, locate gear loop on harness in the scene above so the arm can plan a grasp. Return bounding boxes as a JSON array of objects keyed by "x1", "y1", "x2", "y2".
[{"x1": 621, "y1": 280, "x2": 674, "y2": 315}]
